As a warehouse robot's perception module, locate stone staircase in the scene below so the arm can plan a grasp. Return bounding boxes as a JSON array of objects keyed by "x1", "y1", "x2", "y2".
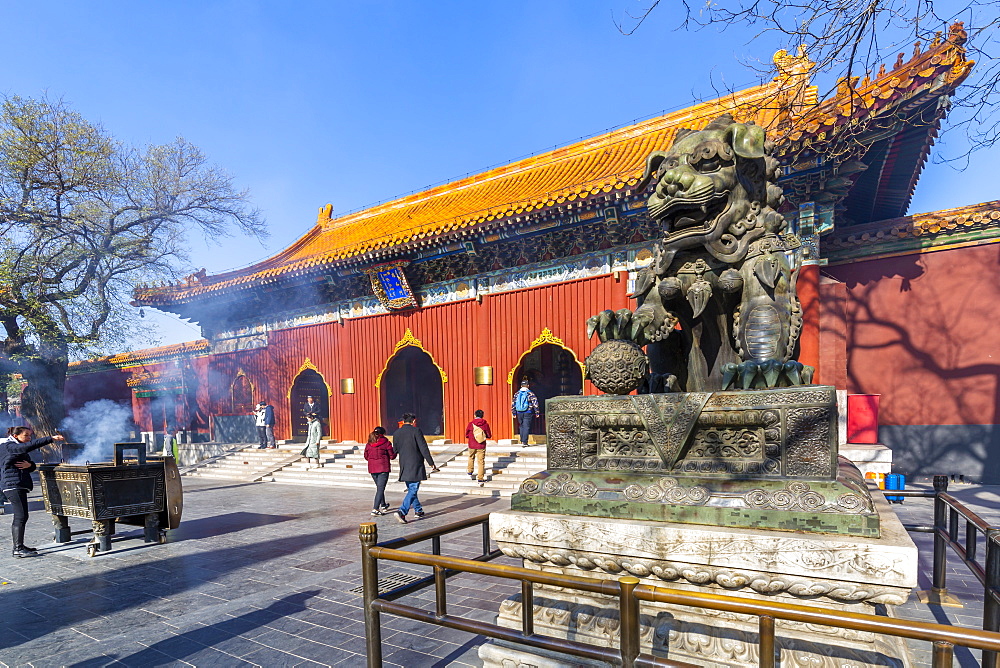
[
  {"x1": 264, "y1": 442, "x2": 548, "y2": 497},
  {"x1": 181, "y1": 438, "x2": 550, "y2": 497},
  {"x1": 182, "y1": 443, "x2": 355, "y2": 483}
]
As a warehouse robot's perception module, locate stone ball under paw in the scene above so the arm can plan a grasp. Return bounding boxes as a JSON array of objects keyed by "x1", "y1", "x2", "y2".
[{"x1": 585, "y1": 339, "x2": 648, "y2": 395}]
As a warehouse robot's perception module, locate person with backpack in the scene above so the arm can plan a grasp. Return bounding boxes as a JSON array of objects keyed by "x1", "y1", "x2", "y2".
[
  {"x1": 464, "y1": 410, "x2": 491, "y2": 486},
  {"x1": 511, "y1": 379, "x2": 540, "y2": 446}
]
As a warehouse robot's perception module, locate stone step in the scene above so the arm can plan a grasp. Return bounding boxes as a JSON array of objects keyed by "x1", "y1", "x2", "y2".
[
  {"x1": 211, "y1": 440, "x2": 544, "y2": 495},
  {"x1": 265, "y1": 470, "x2": 520, "y2": 493}
]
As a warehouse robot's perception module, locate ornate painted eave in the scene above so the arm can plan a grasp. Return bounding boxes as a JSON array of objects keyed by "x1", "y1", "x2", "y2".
[
  {"x1": 823, "y1": 200, "x2": 1000, "y2": 264},
  {"x1": 68, "y1": 339, "x2": 211, "y2": 374},
  {"x1": 67, "y1": 357, "x2": 119, "y2": 376},
  {"x1": 133, "y1": 27, "x2": 971, "y2": 309},
  {"x1": 106, "y1": 339, "x2": 211, "y2": 369}
]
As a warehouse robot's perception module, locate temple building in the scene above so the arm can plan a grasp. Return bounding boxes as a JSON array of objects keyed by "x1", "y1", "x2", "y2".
[{"x1": 65, "y1": 26, "x2": 1000, "y2": 480}]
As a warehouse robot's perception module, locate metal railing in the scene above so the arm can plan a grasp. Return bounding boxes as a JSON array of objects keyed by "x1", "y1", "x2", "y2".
[
  {"x1": 360, "y1": 508, "x2": 1000, "y2": 667},
  {"x1": 896, "y1": 475, "x2": 1000, "y2": 667}
]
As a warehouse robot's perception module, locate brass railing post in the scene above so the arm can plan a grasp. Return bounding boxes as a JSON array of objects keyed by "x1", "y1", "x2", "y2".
[
  {"x1": 360, "y1": 522, "x2": 383, "y2": 668},
  {"x1": 933, "y1": 476, "x2": 949, "y2": 595},
  {"x1": 932, "y1": 640, "x2": 954, "y2": 667},
  {"x1": 984, "y1": 529, "x2": 1000, "y2": 668},
  {"x1": 619, "y1": 576, "x2": 641, "y2": 668},
  {"x1": 482, "y1": 519, "x2": 491, "y2": 557},
  {"x1": 521, "y1": 580, "x2": 535, "y2": 636},
  {"x1": 967, "y1": 520, "x2": 979, "y2": 564},
  {"x1": 759, "y1": 615, "x2": 776, "y2": 668},
  {"x1": 434, "y1": 564, "x2": 448, "y2": 617}
]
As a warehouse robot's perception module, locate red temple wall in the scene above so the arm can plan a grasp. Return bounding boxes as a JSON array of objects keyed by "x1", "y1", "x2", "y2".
[
  {"x1": 817, "y1": 276, "x2": 849, "y2": 390},
  {"x1": 103, "y1": 267, "x2": 830, "y2": 443},
  {"x1": 797, "y1": 263, "x2": 821, "y2": 382},
  {"x1": 64, "y1": 367, "x2": 132, "y2": 412},
  {"x1": 185, "y1": 273, "x2": 630, "y2": 443},
  {"x1": 824, "y1": 243, "x2": 1000, "y2": 427}
]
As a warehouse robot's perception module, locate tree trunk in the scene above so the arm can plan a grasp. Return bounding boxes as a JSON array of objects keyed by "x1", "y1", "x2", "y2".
[{"x1": 19, "y1": 340, "x2": 69, "y2": 436}]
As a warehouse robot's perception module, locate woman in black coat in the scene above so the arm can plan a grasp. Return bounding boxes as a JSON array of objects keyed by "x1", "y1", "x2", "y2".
[{"x1": 2, "y1": 426, "x2": 64, "y2": 557}]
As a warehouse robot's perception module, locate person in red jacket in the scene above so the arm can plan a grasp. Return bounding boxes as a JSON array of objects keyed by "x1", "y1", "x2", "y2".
[
  {"x1": 363, "y1": 426, "x2": 396, "y2": 516},
  {"x1": 464, "y1": 410, "x2": 491, "y2": 486}
]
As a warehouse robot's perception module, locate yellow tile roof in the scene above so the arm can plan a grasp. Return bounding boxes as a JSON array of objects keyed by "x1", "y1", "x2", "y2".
[
  {"x1": 135, "y1": 30, "x2": 971, "y2": 305},
  {"x1": 825, "y1": 199, "x2": 1000, "y2": 258},
  {"x1": 106, "y1": 339, "x2": 210, "y2": 367}
]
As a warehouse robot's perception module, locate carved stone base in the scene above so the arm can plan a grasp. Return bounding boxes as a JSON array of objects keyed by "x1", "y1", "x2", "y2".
[
  {"x1": 480, "y1": 639, "x2": 607, "y2": 668},
  {"x1": 480, "y1": 587, "x2": 912, "y2": 667},
  {"x1": 481, "y1": 494, "x2": 917, "y2": 667},
  {"x1": 515, "y1": 387, "x2": 883, "y2": 536}
]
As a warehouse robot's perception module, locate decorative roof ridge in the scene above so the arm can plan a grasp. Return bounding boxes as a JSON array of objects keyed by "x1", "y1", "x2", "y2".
[
  {"x1": 823, "y1": 200, "x2": 1000, "y2": 257},
  {"x1": 135, "y1": 30, "x2": 972, "y2": 307},
  {"x1": 134, "y1": 80, "x2": 791, "y2": 306},
  {"x1": 836, "y1": 199, "x2": 999, "y2": 234},
  {"x1": 106, "y1": 339, "x2": 210, "y2": 367},
  {"x1": 67, "y1": 357, "x2": 118, "y2": 374},
  {"x1": 320, "y1": 82, "x2": 787, "y2": 230},
  {"x1": 780, "y1": 29, "x2": 971, "y2": 147}
]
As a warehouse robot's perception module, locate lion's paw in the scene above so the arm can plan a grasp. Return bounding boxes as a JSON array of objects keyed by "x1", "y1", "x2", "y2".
[{"x1": 722, "y1": 359, "x2": 815, "y2": 390}]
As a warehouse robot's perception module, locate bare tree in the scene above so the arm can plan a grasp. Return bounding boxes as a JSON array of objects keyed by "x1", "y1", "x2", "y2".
[
  {"x1": 0, "y1": 95, "x2": 265, "y2": 434},
  {"x1": 615, "y1": 1, "x2": 1000, "y2": 159}
]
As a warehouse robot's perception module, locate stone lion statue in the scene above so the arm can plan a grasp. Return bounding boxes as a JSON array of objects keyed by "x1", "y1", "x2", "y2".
[{"x1": 588, "y1": 114, "x2": 811, "y2": 393}]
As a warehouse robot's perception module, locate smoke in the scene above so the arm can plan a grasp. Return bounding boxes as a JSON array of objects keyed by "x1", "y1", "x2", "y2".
[{"x1": 60, "y1": 399, "x2": 135, "y2": 464}]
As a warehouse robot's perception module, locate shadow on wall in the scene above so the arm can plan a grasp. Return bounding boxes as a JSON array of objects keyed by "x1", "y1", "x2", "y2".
[
  {"x1": 829, "y1": 245, "x2": 1000, "y2": 483},
  {"x1": 881, "y1": 425, "x2": 1000, "y2": 484}
]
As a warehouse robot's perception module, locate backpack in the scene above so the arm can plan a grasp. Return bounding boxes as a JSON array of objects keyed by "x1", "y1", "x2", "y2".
[
  {"x1": 472, "y1": 423, "x2": 487, "y2": 444},
  {"x1": 514, "y1": 389, "x2": 531, "y2": 412}
]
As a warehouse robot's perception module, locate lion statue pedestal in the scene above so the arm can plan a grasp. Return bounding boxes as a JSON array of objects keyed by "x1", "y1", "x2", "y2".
[
  {"x1": 478, "y1": 387, "x2": 917, "y2": 667},
  {"x1": 482, "y1": 503, "x2": 915, "y2": 667},
  {"x1": 480, "y1": 116, "x2": 914, "y2": 665}
]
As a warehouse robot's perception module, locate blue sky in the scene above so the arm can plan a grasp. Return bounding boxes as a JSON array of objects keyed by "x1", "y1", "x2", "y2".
[{"x1": 2, "y1": 1, "x2": 995, "y2": 348}]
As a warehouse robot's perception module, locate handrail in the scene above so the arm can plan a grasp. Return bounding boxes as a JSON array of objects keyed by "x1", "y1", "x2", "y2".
[
  {"x1": 360, "y1": 506, "x2": 1000, "y2": 668},
  {"x1": 370, "y1": 546, "x2": 620, "y2": 595},
  {"x1": 909, "y1": 475, "x2": 1000, "y2": 668},
  {"x1": 638, "y1": 583, "x2": 1000, "y2": 651}
]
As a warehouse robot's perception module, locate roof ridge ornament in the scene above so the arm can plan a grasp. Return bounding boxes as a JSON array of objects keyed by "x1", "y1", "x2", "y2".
[
  {"x1": 772, "y1": 44, "x2": 814, "y2": 83},
  {"x1": 317, "y1": 203, "x2": 333, "y2": 227}
]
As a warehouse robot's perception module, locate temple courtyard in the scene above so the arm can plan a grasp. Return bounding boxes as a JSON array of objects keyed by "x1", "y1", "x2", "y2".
[{"x1": 0, "y1": 478, "x2": 996, "y2": 667}]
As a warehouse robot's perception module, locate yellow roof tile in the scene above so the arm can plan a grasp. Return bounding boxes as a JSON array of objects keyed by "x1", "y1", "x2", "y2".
[{"x1": 135, "y1": 33, "x2": 971, "y2": 306}]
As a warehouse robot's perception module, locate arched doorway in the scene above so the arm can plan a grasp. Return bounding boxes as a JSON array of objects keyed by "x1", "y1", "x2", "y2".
[
  {"x1": 380, "y1": 346, "x2": 445, "y2": 436},
  {"x1": 289, "y1": 368, "x2": 330, "y2": 439},
  {"x1": 231, "y1": 372, "x2": 253, "y2": 414},
  {"x1": 510, "y1": 341, "x2": 583, "y2": 439}
]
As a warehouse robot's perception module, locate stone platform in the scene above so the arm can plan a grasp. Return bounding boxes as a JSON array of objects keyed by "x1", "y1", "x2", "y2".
[
  {"x1": 482, "y1": 386, "x2": 917, "y2": 666},
  {"x1": 483, "y1": 488, "x2": 917, "y2": 667},
  {"x1": 513, "y1": 386, "x2": 883, "y2": 537}
]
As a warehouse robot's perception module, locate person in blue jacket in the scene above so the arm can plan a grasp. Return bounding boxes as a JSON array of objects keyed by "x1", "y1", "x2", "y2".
[{"x1": 2, "y1": 426, "x2": 64, "y2": 558}]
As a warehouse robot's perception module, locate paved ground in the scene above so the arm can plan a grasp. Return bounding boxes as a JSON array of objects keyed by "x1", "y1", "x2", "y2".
[
  {"x1": 1, "y1": 477, "x2": 998, "y2": 667},
  {"x1": 892, "y1": 482, "x2": 1000, "y2": 667},
  {"x1": 0, "y1": 479, "x2": 515, "y2": 667}
]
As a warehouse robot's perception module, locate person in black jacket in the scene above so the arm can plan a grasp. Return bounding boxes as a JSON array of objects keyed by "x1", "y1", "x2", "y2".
[
  {"x1": 2, "y1": 426, "x2": 64, "y2": 557},
  {"x1": 392, "y1": 413, "x2": 439, "y2": 524}
]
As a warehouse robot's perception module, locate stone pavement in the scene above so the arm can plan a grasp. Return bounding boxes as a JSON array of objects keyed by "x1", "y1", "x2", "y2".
[
  {"x1": 2, "y1": 477, "x2": 999, "y2": 667},
  {"x1": 892, "y1": 482, "x2": 1000, "y2": 667},
  {"x1": 0, "y1": 479, "x2": 517, "y2": 667}
]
